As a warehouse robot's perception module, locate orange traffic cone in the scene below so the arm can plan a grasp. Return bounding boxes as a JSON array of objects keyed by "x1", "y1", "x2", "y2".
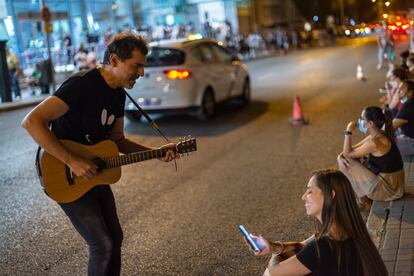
[{"x1": 289, "y1": 95, "x2": 308, "y2": 125}]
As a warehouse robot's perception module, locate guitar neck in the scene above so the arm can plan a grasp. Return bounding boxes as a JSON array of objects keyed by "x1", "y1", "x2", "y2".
[{"x1": 104, "y1": 148, "x2": 167, "y2": 169}]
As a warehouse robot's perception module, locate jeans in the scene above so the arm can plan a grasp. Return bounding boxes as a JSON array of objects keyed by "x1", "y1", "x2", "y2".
[
  {"x1": 397, "y1": 135, "x2": 414, "y2": 156},
  {"x1": 9, "y1": 69, "x2": 21, "y2": 98},
  {"x1": 59, "y1": 185, "x2": 123, "y2": 276}
]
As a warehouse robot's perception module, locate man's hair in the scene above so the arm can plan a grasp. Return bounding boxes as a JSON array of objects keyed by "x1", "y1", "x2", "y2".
[
  {"x1": 311, "y1": 169, "x2": 388, "y2": 276},
  {"x1": 103, "y1": 32, "x2": 148, "y2": 65}
]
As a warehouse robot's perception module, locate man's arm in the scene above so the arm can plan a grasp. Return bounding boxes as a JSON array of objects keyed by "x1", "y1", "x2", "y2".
[
  {"x1": 109, "y1": 117, "x2": 178, "y2": 162},
  {"x1": 108, "y1": 117, "x2": 153, "y2": 154},
  {"x1": 393, "y1": 118, "x2": 407, "y2": 131},
  {"x1": 21, "y1": 96, "x2": 97, "y2": 179}
]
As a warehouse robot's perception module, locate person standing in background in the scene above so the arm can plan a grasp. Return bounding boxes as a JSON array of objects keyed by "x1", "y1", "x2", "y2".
[{"x1": 6, "y1": 47, "x2": 22, "y2": 100}]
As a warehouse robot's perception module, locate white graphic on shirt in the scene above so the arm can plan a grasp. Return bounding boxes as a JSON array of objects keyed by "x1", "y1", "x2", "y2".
[
  {"x1": 85, "y1": 134, "x2": 93, "y2": 144},
  {"x1": 101, "y1": 109, "x2": 115, "y2": 126}
]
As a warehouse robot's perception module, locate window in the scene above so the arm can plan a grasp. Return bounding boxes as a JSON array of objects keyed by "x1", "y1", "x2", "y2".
[
  {"x1": 197, "y1": 43, "x2": 215, "y2": 63},
  {"x1": 210, "y1": 44, "x2": 231, "y2": 64},
  {"x1": 146, "y1": 47, "x2": 185, "y2": 67}
]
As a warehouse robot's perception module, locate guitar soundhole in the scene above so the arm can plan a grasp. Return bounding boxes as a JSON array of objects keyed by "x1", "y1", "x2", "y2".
[{"x1": 92, "y1": 157, "x2": 106, "y2": 173}]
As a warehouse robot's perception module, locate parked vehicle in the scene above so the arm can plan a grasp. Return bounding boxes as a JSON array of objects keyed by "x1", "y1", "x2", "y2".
[{"x1": 125, "y1": 38, "x2": 250, "y2": 121}]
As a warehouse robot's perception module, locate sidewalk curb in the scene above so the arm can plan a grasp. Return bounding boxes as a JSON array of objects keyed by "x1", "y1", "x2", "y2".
[
  {"x1": 367, "y1": 155, "x2": 414, "y2": 275},
  {"x1": 0, "y1": 96, "x2": 47, "y2": 113}
]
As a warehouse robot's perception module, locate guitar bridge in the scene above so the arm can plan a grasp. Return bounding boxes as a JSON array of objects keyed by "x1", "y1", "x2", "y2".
[{"x1": 65, "y1": 165, "x2": 74, "y2": 185}]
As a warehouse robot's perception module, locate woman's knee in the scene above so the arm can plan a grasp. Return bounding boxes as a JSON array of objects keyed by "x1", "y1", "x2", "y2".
[{"x1": 337, "y1": 155, "x2": 346, "y2": 171}]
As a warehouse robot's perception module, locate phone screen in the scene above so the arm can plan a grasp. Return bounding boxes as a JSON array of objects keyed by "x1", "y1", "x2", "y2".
[{"x1": 238, "y1": 225, "x2": 260, "y2": 252}]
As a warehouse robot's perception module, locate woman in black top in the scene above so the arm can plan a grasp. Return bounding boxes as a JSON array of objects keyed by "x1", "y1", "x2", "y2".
[
  {"x1": 245, "y1": 169, "x2": 387, "y2": 276},
  {"x1": 338, "y1": 106, "x2": 404, "y2": 203},
  {"x1": 393, "y1": 80, "x2": 414, "y2": 156}
]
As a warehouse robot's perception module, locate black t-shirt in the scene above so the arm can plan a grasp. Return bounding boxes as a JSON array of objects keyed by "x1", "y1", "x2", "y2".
[
  {"x1": 52, "y1": 68, "x2": 125, "y2": 145},
  {"x1": 395, "y1": 99, "x2": 414, "y2": 138},
  {"x1": 296, "y1": 237, "x2": 363, "y2": 276}
]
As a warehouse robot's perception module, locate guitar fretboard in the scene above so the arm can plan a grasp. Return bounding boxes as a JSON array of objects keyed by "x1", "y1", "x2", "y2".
[{"x1": 103, "y1": 149, "x2": 167, "y2": 169}]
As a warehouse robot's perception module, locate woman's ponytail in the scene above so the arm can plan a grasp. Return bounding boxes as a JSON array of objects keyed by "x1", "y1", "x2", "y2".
[{"x1": 383, "y1": 108, "x2": 395, "y2": 141}]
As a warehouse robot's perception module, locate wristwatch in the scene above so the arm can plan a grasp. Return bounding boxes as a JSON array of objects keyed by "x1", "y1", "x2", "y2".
[{"x1": 344, "y1": 130, "x2": 352, "y2": 136}]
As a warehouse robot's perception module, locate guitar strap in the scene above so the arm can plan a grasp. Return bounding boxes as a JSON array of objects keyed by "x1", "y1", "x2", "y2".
[
  {"x1": 124, "y1": 90, "x2": 171, "y2": 143},
  {"x1": 124, "y1": 90, "x2": 177, "y2": 171}
]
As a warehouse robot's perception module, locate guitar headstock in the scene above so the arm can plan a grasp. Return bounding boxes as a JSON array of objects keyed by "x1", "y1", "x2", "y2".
[{"x1": 177, "y1": 136, "x2": 197, "y2": 156}]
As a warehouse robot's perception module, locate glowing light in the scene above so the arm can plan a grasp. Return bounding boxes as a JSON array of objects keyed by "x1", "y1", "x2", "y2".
[
  {"x1": 385, "y1": 2, "x2": 390, "y2": 7},
  {"x1": 345, "y1": 30, "x2": 351, "y2": 35},
  {"x1": 364, "y1": 27, "x2": 371, "y2": 34},
  {"x1": 383, "y1": 14, "x2": 388, "y2": 19},
  {"x1": 188, "y1": 33, "x2": 203, "y2": 40},
  {"x1": 355, "y1": 29, "x2": 360, "y2": 34},
  {"x1": 164, "y1": 70, "x2": 192, "y2": 80}
]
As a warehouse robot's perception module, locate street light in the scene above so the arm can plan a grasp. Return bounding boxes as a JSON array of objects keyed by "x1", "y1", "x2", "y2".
[{"x1": 385, "y1": 2, "x2": 390, "y2": 7}]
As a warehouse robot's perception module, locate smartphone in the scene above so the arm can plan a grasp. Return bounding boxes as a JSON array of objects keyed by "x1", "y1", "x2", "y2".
[
  {"x1": 238, "y1": 225, "x2": 260, "y2": 252},
  {"x1": 379, "y1": 87, "x2": 387, "y2": 94}
]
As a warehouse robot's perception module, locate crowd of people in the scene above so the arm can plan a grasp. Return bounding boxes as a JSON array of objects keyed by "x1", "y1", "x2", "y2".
[{"x1": 243, "y1": 44, "x2": 414, "y2": 276}]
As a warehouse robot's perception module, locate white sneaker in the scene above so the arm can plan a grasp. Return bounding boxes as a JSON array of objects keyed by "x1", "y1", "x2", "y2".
[
  {"x1": 376, "y1": 64, "x2": 382, "y2": 70},
  {"x1": 15, "y1": 96, "x2": 21, "y2": 100}
]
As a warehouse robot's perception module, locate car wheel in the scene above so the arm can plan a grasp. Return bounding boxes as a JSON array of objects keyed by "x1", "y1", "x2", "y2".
[
  {"x1": 125, "y1": 110, "x2": 142, "y2": 121},
  {"x1": 197, "y1": 89, "x2": 215, "y2": 120},
  {"x1": 240, "y1": 79, "x2": 251, "y2": 105}
]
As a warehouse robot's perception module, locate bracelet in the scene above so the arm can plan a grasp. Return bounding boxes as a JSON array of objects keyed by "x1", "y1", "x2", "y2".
[
  {"x1": 271, "y1": 241, "x2": 284, "y2": 255},
  {"x1": 344, "y1": 130, "x2": 352, "y2": 136}
]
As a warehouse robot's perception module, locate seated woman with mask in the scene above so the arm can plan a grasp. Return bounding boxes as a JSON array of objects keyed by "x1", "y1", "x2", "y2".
[
  {"x1": 338, "y1": 106, "x2": 404, "y2": 203},
  {"x1": 393, "y1": 80, "x2": 414, "y2": 157}
]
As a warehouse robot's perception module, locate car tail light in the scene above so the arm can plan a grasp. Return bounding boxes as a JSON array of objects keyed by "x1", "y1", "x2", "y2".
[{"x1": 164, "y1": 69, "x2": 192, "y2": 80}]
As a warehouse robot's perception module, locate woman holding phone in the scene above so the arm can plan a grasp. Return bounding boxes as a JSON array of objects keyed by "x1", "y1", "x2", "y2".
[{"x1": 244, "y1": 169, "x2": 387, "y2": 276}]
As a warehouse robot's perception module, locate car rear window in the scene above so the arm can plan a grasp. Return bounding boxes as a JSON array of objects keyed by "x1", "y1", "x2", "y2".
[{"x1": 146, "y1": 47, "x2": 185, "y2": 67}]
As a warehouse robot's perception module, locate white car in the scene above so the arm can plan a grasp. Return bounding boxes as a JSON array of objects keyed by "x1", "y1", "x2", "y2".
[{"x1": 125, "y1": 38, "x2": 250, "y2": 120}]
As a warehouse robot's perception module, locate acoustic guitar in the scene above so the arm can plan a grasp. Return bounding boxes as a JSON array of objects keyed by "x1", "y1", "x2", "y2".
[{"x1": 37, "y1": 137, "x2": 197, "y2": 203}]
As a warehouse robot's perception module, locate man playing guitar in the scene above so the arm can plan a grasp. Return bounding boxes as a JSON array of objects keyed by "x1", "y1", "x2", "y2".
[{"x1": 22, "y1": 33, "x2": 178, "y2": 275}]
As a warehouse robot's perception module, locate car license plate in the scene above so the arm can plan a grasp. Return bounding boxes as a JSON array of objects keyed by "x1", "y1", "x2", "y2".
[{"x1": 142, "y1": 97, "x2": 161, "y2": 106}]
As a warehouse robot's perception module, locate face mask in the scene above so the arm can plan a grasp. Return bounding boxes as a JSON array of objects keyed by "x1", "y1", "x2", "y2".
[
  {"x1": 358, "y1": 118, "x2": 368, "y2": 134},
  {"x1": 400, "y1": 96, "x2": 408, "y2": 104}
]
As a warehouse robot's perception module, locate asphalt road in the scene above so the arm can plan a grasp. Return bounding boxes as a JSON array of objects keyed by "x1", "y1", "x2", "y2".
[{"x1": 0, "y1": 37, "x2": 409, "y2": 275}]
